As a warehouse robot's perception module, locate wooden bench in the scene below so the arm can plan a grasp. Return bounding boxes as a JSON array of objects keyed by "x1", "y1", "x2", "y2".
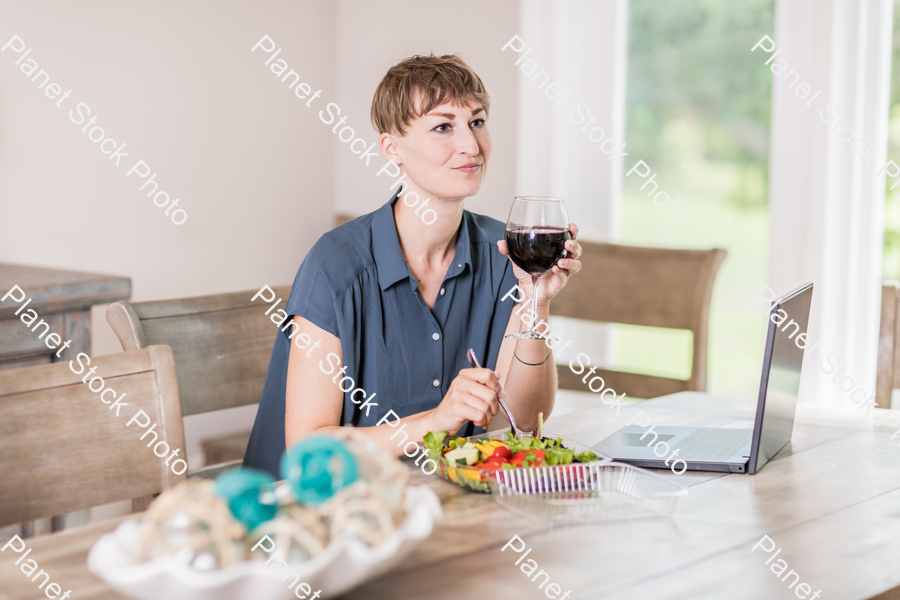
[{"x1": 106, "y1": 287, "x2": 291, "y2": 479}]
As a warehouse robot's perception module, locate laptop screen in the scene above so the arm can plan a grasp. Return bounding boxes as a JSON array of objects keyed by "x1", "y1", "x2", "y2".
[{"x1": 747, "y1": 283, "x2": 813, "y2": 474}]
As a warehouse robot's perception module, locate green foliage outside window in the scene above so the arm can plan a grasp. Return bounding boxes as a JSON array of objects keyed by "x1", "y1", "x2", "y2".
[
  {"x1": 614, "y1": 0, "x2": 775, "y2": 398},
  {"x1": 626, "y1": 0, "x2": 774, "y2": 210},
  {"x1": 883, "y1": 0, "x2": 900, "y2": 279}
]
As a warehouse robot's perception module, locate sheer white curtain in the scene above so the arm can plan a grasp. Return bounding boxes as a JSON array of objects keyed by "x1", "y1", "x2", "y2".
[
  {"x1": 514, "y1": 0, "x2": 627, "y2": 241},
  {"x1": 767, "y1": 0, "x2": 893, "y2": 406}
]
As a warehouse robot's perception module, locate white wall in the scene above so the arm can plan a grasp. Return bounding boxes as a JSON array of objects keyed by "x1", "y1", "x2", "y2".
[
  {"x1": 0, "y1": 0, "x2": 336, "y2": 473},
  {"x1": 331, "y1": 0, "x2": 519, "y2": 223}
]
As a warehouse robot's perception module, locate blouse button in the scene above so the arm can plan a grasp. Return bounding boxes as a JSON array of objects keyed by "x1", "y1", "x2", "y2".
[
  {"x1": 432, "y1": 333, "x2": 440, "y2": 341},
  {"x1": 432, "y1": 379, "x2": 440, "y2": 387},
  {"x1": 440, "y1": 288, "x2": 445, "y2": 296}
]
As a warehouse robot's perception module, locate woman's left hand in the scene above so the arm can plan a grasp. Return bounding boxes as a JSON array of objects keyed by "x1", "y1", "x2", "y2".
[{"x1": 497, "y1": 222, "x2": 583, "y2": 306}]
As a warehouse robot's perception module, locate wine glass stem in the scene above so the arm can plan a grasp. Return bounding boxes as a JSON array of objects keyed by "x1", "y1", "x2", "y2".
[{"x1": 529, "y1": 274, "x2": 541, "y2": 334}]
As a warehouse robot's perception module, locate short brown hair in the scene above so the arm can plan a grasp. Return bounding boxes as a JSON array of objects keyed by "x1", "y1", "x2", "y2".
[{"x1": 370, "y1": 54, "x2": 490, "y2": 136}]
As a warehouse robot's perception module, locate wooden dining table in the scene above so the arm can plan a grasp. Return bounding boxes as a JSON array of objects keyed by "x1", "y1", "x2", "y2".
[{"x1": 3, "y1": 391, "x2": 900, "y2": 600}]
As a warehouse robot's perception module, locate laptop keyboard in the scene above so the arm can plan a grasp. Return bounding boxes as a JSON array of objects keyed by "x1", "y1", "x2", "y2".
[{"x1": 676, "y1": 428, "x2": 752, "y2": 461}]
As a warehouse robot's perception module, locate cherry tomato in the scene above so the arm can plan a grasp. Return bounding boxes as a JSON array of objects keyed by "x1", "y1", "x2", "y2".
[
  {"x1": 492, "y1": 446, "x2": 512, "y2": 460},
  {"x1": 511, "y1": 450, "x2": 546, "y2": 467},
  {"x1": 481, "y1": 457, "x2": 508, "y2": 469}
]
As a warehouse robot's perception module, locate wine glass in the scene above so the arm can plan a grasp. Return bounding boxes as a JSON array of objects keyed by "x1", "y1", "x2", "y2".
[{"x1": 504, "y1": 196, "x2": 571, "y2": 340}]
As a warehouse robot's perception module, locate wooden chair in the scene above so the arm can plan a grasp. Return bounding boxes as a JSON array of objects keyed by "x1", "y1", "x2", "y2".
[
  {"x1": 106, "y1": 286, "x2": 291, "y2": 479},
  {"x1": 551, "y1": 241, "x2": 726, "y2": 399},
  {"x1": 0, "y1": 345, "x2": 185, "y2": 527},
  {"x1": 335, "y1": 213, "x2": 355, "y2": 227},
  {"x1": 876, "y1": 281, "x2": 900, "y2": 409}
]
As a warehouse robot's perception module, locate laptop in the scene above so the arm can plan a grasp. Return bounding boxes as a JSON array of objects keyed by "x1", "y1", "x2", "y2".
[{"x1": 591, "y1": 282, "x2": 813, "y2": 474}]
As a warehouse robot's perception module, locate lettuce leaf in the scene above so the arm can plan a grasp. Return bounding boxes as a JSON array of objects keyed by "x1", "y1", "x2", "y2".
[
  {"x1": 574, "y1": 450, "x2": 600, "y2": 463},
  {"x1": 501, "y1": 432, "x2": 597, "y2": 465},
  {"x1": 423, "y1": 431, "x2": 448, "y2": 459},
  {"x1": 544, "y1": 446, "x2": 575, "y2": 465}
]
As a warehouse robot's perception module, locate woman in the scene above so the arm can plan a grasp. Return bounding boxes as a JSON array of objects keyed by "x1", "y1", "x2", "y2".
[{"x1": 243, "y1": 54, "x2": 582, "y2": 477}]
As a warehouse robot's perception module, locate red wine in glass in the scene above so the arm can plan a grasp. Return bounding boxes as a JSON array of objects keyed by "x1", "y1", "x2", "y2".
[
  {"x1": 506, "y1": 226, "x2": 572, "y2": 275},
  {"x1": 505, "y1": 197, "x2": 571, "y2": 340}
]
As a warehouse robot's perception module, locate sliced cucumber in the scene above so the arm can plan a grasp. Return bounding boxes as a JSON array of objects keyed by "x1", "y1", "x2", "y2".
[{"x1": 443, "y1": 446, "x2": 480, "y2": 466}]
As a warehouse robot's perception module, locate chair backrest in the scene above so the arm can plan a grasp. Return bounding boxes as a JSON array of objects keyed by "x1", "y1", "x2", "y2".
[
  {"x1": 876, "y1": 281, "x2": 900, "y2": 409},
  {"x1": 550, "y1": 241, "x2": 726, "y2": 399},
  {"x1": 0, "y1": 345, "x2": 185, "y2": 525},
  {"x1": 335, "y1": 213, "x2": 355, "y2": 228},
  {"x1": 106, "y1": 287, "x2": 291, "y2": 416}
]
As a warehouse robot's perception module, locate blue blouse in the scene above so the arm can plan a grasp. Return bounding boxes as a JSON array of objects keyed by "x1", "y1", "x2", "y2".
[{"x1": 243, "y1": 194, "x2": 519, "y2": 477}]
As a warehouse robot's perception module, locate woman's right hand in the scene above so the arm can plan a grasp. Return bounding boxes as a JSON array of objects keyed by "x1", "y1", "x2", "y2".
[{"x1": 425, "y1": 368, "x2": 503, "y2": 433}]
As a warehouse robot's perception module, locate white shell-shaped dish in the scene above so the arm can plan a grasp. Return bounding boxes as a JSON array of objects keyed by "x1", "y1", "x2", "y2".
[{"x1": 87, "y1": 485, "x2": 442, "y2": 600}]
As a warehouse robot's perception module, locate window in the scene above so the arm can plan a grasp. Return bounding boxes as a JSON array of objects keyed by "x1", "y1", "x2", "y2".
[
  {"x1": 884, "y1": 0, "x2": 900, "y2": 279},
  {"x1": 614, "y1": 0, "x2": 776, "y2": 397}
]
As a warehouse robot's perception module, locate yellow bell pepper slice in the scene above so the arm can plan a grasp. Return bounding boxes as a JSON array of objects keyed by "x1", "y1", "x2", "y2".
[
  {"x1": 464, "y1": 469, "x2": 486, "y2": 482},
  {"x1": 474, "y1": 442, "x2": 495, "y2": 457}
]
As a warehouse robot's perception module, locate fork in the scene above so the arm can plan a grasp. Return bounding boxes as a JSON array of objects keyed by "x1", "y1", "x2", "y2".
[{"x1": 466, "y1": 348, "x2": 521, "y2": 437}]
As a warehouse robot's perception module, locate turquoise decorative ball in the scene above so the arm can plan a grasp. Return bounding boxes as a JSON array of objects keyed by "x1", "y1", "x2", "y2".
[
  {"x1": 215, "y1": 468, "x2": 277, "y2": 530},
  {"x1": 280, "y1": 437, "x2": 359, "y2": 505}
]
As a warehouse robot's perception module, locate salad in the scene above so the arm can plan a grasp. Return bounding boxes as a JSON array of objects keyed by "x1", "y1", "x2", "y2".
[{"x1": 422, "y1": 430, "x2": 601, "y2": 492}]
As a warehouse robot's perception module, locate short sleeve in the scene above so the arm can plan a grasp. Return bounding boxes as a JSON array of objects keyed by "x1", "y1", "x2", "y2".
[{"x1": 282, "y1": 241, "x2": 343, "y2": 340}]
